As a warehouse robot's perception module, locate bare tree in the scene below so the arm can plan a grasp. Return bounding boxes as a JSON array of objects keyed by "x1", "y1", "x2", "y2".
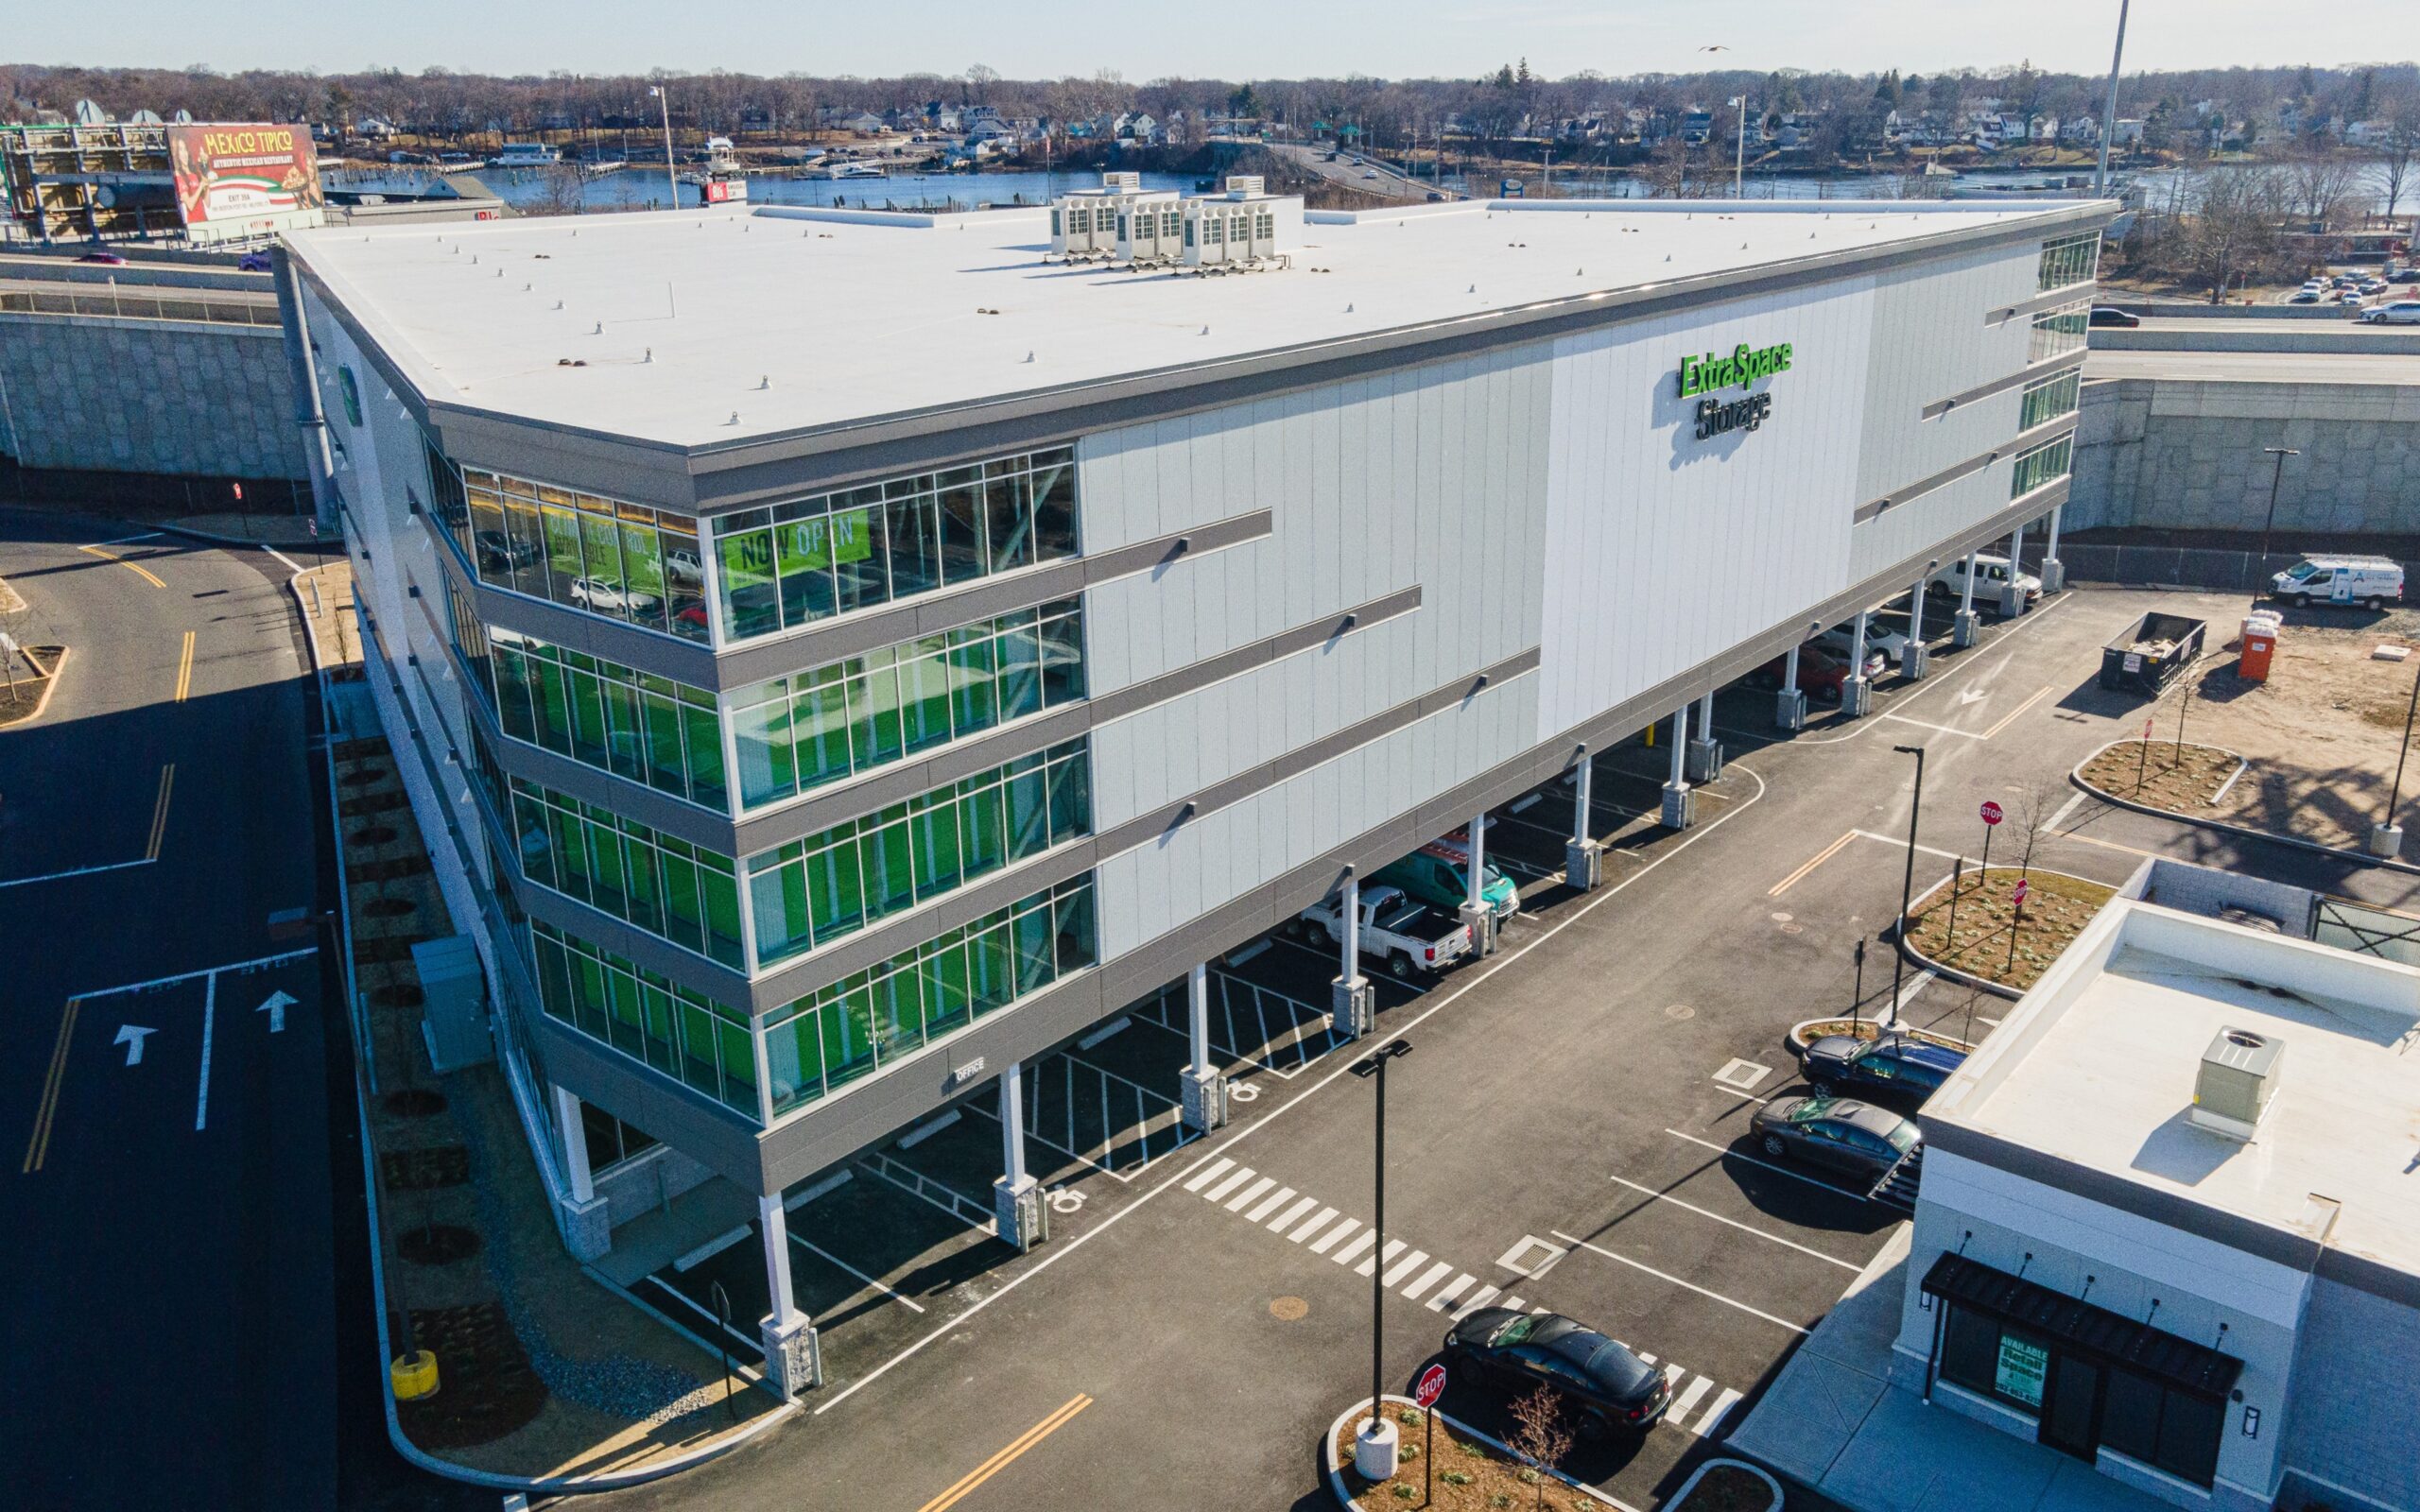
[
  {"x1": 2002, "y1": 778, "x2": 2068, "y2": 884},
  {"x1": 2381, "y1": 108, "x2": 2419, "y2": 223},
  {"x1": 521, "y1": 163, "x2": 586, "y2": 217},
  {"x1": 2177, "y1": 165, "x2": 2283, "y2": 301},
  {"x1": 1504, "y1": 1387, "x2": 1574, "y2": 1510},
  {"x1": 2282, "y1": 146, "x2": 2364, "y2": 229}
]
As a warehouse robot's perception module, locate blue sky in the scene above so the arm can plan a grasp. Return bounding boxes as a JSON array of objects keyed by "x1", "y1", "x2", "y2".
[{"x1": 27, "y1": 1, "x2": 2363, "y2": 80}]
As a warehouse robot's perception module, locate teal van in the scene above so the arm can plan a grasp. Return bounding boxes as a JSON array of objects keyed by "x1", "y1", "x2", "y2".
[{"x1": 1374, "y1": 834, "x2": 1519, "y2": 920}]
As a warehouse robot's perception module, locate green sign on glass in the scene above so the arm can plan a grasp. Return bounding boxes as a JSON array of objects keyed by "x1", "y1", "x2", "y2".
[
  {"x1": 786, "y1": 510, "x2": 875, "y2": 571},
  {"x1": 1996, "y1": 1333, "x2": 2048, "y2": 1409}
]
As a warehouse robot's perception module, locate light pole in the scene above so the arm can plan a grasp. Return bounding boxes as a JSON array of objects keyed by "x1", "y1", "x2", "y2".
[
  {"x1": 2380, "y1": 657, "x2": 2420, "y2": 856},
  {"x1": 2253, "y1": 447, "x2": 2300, "y2": 609},
  {"x1": 1890, "y1": 745, "x2": 1927, "y2": 1026},
  {"x1": 1349, "y1": 1038, "x2": 1413, "y2": 1478},
  {"x1": 649, "y1": 85, "x2": 677, "y2": 208},
  {"x1": 2092, "y1": 0, "x2": 2132, "y2": 198},
  {"x1": 1732, "y1": 95, "x2": 1750, "y2": 199}
]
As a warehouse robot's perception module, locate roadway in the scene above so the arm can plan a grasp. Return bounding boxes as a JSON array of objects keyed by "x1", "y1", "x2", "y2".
[
  {"x1": 2084, "y1": 348, "x2": 2420, "y2": 382},
  {"x1": 1267, "y1": 142, "x2": 1450, "y2": 202}
]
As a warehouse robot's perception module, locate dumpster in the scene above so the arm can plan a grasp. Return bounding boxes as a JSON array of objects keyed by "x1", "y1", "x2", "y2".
[
  {"x1": 2238, "y1": 612, "x2": 2279, "y2": 682},
  {"x1": 2100, "y1": 610, "x2": 2207, "y2": 696}
]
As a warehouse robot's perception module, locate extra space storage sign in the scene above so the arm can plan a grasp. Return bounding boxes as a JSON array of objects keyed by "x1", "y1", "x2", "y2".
[{"x1": 1676, "y1": 341, "x2": 1792, "y2": 441}]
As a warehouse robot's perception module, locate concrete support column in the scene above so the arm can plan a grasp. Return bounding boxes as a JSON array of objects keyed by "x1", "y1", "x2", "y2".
[
  {"x1": 1459, "y1": 811, "x2": 1498, "y2": 956},
  {"x1": 1841, "y1": 610, "x2": 1875, "y2": 716},
  {"x1": 1903, "y1": 580, "x2": 1931, "y2": 680},
  {"x1": 1685, "y1": 690, "x2": 1723, "y2": 782},
  {"x1": 551, "y1": 1084, "x2": 611, "y2": 1263},
  {"x1": 1564, "y1": 747, "x2": 1603, "y2": 890},
  {"x1": 1953, "y1": 551, "x2": 1981, "y2": 649},
  {"x1": 1774, "y1": 644, "x2": 1806, "y2": 730},
  {"x1": 757, "y1": 1194, "x2": 821, "y2": 1397},
  {"x1": 1660, "y1": 706, "x2": 1695, "y2": 829},
  {"x1": 994, "y1": 1061, "x2": 1046, "y2": 1250},
  {"x1": 1178, "y1": 964, "x2": 1229, "y2": 1131},
  {"x1": 2040, "y1": 504, "x2": 2067, "y2": 594},
  {"x1": 1330, "y1": 873, "x2": 1374, "y2": 1039},
  {"x1": 1999, "y1": 524, "x2": 2030, "y2": 618}
]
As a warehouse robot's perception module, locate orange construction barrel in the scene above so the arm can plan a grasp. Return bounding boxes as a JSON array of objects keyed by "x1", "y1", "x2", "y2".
[{"x1": 2238, "y1": 616, "x2": 2277, "y2": 682}]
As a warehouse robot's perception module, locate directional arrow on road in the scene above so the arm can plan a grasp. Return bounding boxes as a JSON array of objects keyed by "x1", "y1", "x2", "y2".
[
  {"x1": 115, "y1": 1024, "x2": 156, "y2": 1066},
  {"x1": 1957, "y1": 687, "x2": 1990, "y2": 706},
  {"x1": 256, "y1": 990, "x2": 296, "y2": 1034}
]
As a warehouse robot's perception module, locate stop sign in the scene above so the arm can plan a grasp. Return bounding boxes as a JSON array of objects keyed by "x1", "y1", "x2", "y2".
[
  {"x1": 1414, "y1": 1364, "x2": 1448, "y2": 1409},
  {"x1": 2013, "y1": 878, "x2": 2031, "y2": 908},
  {"x1": 1979, "y1": 800, "x2": 2004, "y2": 826}
]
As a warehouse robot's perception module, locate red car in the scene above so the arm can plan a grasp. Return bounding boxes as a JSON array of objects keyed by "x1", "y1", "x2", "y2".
[
  {"x1": 75, "y1": 248, "x2": 129, "y2": 266},
  {"x1": 1745, "y1": 644, "x2": 1882, "y2": 705}
]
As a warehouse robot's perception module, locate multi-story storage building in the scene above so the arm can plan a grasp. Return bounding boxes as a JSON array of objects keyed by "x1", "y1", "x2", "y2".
[{"x1": 279, "y1": 187, "x2": 2107, "y2": 1391}]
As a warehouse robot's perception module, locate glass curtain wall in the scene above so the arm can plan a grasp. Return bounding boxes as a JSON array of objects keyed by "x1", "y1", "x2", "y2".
[
  {"x1": 2010, "y1": 436, "x2": 2074, "y2": 498},
  {"x1": 728, "y1": 599, "x2": 1085, "y2": 812},
  {"x1": 509, "y1": 779, "x2": 747, "y2": 969},
  {"x1": 531, "y1": 921, "x2": 759, "y2": 1117},
  {"x1": 457, "y1": 469, "x2": 709, "y2": 644},
  {"x1": 747, "y1": 741, "x2": 1091, "y2": 969},
  {"x1": 761, "y1": 876, "x2": 1097, "y2": 1116},
  {"x1": 2028, "y1": 301, "x2": 2089, "y2": 363},
  {"x1": 486, "y1": 628, "x2": 728, "y2": 811},
  {"x1": 2018, "y1": 369, "x2": 2083, "y2": 431},
  {"x1": 2037, "y1": 232, "x2": 2100, "y2": 292},
  {"x1": 711, "y1": 447, "x2": 1078, "y2": 644}
]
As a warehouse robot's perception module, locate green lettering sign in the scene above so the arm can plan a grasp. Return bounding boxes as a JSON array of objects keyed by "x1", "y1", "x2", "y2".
[{"x1": 1677, "y1": 341, "x2": 1794, "y2": 399}]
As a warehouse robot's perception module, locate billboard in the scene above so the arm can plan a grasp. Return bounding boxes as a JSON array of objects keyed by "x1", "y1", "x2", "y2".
[{"x1": 168, "y1": 123, "x2": 323, "y2": 242}]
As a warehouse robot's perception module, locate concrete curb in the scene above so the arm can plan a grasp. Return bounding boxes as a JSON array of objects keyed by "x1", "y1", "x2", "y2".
[
  {"x1": 2070, "y1": 737, "x2": 2420, "y2": 879},
  {"x1": 1322, "y1": 1394, "x2": 1642, "y2": 1512},
  {"x1": 1668, "y1": 1458, "x2": 1783, "y2": 1512},
  {"x1": 1892, "y1": 864, "x2": 2122, "y2": 1004},
  {"x1": 155, "y1": 518, "x2": 321, "y2": 553},
  {"x1": 2, "y1": 644, "x2": 69, "y2": 730}
]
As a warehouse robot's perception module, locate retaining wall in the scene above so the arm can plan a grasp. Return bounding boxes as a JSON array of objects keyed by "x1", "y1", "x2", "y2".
[{"x1": 0, "y1": 311, "x2": 306, "y2": 480}]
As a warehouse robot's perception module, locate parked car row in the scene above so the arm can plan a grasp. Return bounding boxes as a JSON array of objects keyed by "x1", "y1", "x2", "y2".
[{"x1": 1295, "y1": 825, "x2": 1518, "y2": 976}]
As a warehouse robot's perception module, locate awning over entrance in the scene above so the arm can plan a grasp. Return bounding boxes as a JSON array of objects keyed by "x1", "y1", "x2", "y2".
[{"x1": 1921, "y1": 1251, "x2": 2244, "y2": 1400}]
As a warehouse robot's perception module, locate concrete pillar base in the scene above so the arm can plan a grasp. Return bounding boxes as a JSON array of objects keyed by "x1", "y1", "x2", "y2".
[
  {"x1": 2040, "y1": 558, "x2": 2066, "y2": 594},
  {"x1": 1179, "y1": 1065, "x2": 1230, "y2": 1131},
  {"x1": 1685, "y1": 737, "x2": 1724, "y2": 784},
  {"x1": 559, "y1": 1193, "x2": 612, "y2": 1263},
  {"x1": 1459, "y1": 901, "x2": 1499, "y2": 957},
  {"x1": 1841, "y1": 677, "x2": 1874, "y2": 718},
  {"x1": 1355, "y1": 1417, "x2": 1401, "y2": 1480},
  {"x1": 994, "y1": 1173, "x2": 1046, "y2": 1252},
  {"x1": 1998, "y1": 583, "x2": 2027, "y2": 620},
  {"x1": 1952, "y1": 610, "x2": 1980, "y2": 649},
  {"x1": 1661, "y1": 780, "x2": 1695, "y2": 830},
  {"x1": 1564, "y1": 837, "x2": 1603, "y2": 891},
  {"x1": 2368, "y1": 823, "x2": 2405, "y2": 859},
  {"x1": 1773, "y1": 688, "x2": 1807, "y2": 731},
  {"x1": 760, "y1": 1312, "x2": 822, "y2": 1399},
  {"x1": 1903, "y1": 643, "x2": 1930, "y2": 682},
  {"x1": 1330, "y1": 975, "x2": 1374, "y2": 1039}
]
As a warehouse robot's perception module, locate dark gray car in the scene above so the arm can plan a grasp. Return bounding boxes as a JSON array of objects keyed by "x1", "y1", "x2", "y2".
[{"x1": 1749, "y1": 1094, "x2": 1920, "y2": 1180}]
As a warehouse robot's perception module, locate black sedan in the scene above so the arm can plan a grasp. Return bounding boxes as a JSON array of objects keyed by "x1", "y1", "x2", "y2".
[
  {"x1": 1749, "y1": 1094, "x2": 1920, "y2": 1181},
  {"x1": 1797, "y1": 1030, "x2": 1965, "y2": 1105},
  {"x1": 2087, "y1": 306, "x2": 2140, "y2": 327},
  {"x1": 1442, "y1": 1309, "x2": 1669, "y2": 1436}
]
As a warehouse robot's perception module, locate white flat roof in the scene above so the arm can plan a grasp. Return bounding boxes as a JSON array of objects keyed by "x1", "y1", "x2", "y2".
[
  {"x1": 287, "y1": 197, "x2": 2078, "y2": 452},
  {"x1": 1938, "y1": 901, "x2": 2420, "y2": 1280}
]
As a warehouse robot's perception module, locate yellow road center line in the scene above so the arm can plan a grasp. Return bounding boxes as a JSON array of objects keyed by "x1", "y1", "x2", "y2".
[
  {"x1": 1980, "y1": 684, "x2": 2055, "y2": 740},
  {"x1": 915, "y1": 1393, "x2": 1094, "y2": 1512},
  {"x1": 174, "y1": 631, "x2": 195, "y2": 703},
  {"x1": 21, "y1": 998, "x2": 80, "y2": 1174},
  {"x1": 76, "y1": 543, "x2": 164, "y2": 589},
  {"x1": 146, "y1": 764, "x2": 176, "y2": 861},
  {"x1": 1769, "y1": 829, "x2": 1857, "y2": 897}
]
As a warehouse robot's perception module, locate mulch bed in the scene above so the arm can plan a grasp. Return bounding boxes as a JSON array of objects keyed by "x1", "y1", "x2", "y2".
[
  {"x1": 1333, "y1": 1406, "x2": 1599, "y2": 1512},
  {"x1": 347, "y1": 854, "x2": 435, "y2": 885},
  {"x1": 1672, "y1": 1463, "x2": 1772, "y2": 1512},
  {"x1": 0, "y1": 645, "x2": 64, "y2": 728},
  {"x1": 338, "y1": 790, "x2": 410, "y2": 817},
  {"x1": 382, "y1": 1144, "x2": 473, "y2": 1192},
  {"x1": 2080, "y1": 741, "x2": 2238, "y2": 812},
  {"x1": 396, "y1": 1302, "x2": 549, "y2": 1449},
  {"x1": 1903, "y1": 867, "x2": 2118, "y2": 992}
]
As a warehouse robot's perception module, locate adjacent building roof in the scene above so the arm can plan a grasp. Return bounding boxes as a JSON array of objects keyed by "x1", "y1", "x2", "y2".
[{"x1": 285, "y1": 196, "x2": 2086, "y2": 453}]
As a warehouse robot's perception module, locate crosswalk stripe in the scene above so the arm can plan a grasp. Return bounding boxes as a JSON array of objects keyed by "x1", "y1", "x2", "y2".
[
  {"x1": 1379, "y1": 1247, "x2": 1429, "y2": 1286},
  {"x1": 1402, "y1": 1261, "x2": 1456, "y2": 1302},
  {"x1": 1308, "y1": 1217, "x2": 1360, "y2": 1255},
  {"x1": 1224, "y1": 1177, "x2": 1278, "y2": 1212},
  {"x1": 1333, "y1": 1230, "x2": 1378, "y2": 1266},
  {"x1": 1356, "y1": 1239, "x2": 1408, "y2": 1277},
  {"x1": 1183, "y1": 1157, "x2": 1236, "y2": 1193},
  {"x1": 1695, "y1": 1387, "x2": 1743, "y2": 1435},
  {"x1": 1201, "y1": 1166, "x2": 1256, "y2": 1202},
  {"x1": 1669, "y1": 1375, "x2": 1714, "y2": 1421},
  {"x1": 1425, "y1": 1273, "x2": 1478, "y2": 1313},
  {"x1": 1244, "y1": 1184, "x2": 1296, "y2": 1222},
  {"x1": 1268, "y1": 1196, "x2": 1319, "y2": 1233},
  {"x1": 1502, "y1": 1295, "x2": 1528, "y2": 1313},
  {"x1": 1662, "y1": 1364, "x2": 1686, "y2": 1391},
  {"x1": 1635, "y1": 1352, "x2": 1656, "y2": 1366},
  {"x1": 1449, "y1": 1285, "x2": 1500, "y2": 1320},
  {"x1": 1287, "y1": 1205, "x2": 1338, "y2": 1242}
]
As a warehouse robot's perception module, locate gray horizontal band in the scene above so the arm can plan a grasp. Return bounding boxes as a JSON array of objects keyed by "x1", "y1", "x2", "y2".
[
  {"x1": 1856, "y1": 416, "x2": 2078, "y2": 525},
  {"x1": 1922, "y1": 350, "x2": 2086, "y2": 421},
  {"x1": 1984, "y1": 280, "x2": 2096, "y2": 327}
]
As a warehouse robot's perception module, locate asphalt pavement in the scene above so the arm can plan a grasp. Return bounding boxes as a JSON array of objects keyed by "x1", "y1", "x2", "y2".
[{"x1": 2083, "y1": 348, "x2": 2420, "y2": 382}]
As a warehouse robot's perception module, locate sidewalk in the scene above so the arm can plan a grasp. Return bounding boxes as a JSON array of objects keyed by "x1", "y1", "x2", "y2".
[
  {"x1": 169, "y1": 510, "x2": 331, "y2": 549},
  {"x1": 307, "y1": 560, "x2": 792, "y2": 1485}
]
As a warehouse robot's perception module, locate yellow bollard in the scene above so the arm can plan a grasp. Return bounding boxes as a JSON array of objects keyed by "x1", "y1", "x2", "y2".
[{"x1": 390, "y1": 1349, "x2": 441, "y2": 1400}]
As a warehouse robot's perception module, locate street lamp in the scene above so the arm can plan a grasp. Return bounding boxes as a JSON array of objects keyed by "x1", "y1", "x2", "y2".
[
  {"x1": 2092, "y1": 0, "x2": 2132, "y2": 198},
  {"x1": 2253, "y1": 447, "x2": 2300, "y2": 609},
  {"x1": 1890, "y1": 745, "x2": 1927, "y2": 1025},
  {"x1": 648, "y1": 85, "x2": 677, "y2": 208},
  {"x1": 2378, "y1": 657, "x2": 2420, "y2": 857},
  {"x1": 1349, "y1": 1038, "x2": 1413, "y2": 1479},
  {"x1": 1730, "y1": 96, "x2": 1750, "y2": 199}
]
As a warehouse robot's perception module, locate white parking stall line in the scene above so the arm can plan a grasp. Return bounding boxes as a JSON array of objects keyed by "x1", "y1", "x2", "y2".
[
  {"x1": 1634, "y1": 1351, "x2": 1655, "y2": 1366},
  {"x1": 1670, "y1": 1373, "x2": 1713, "y2": 1420},
  {"x1": 1503, "y1": 1295, "x2": 1531, "y2": 1314},
  {"x1": 1661, "y1": 1363, "x2": 1687, "y2": 1393},
  {"x1": 1184, "y1": 1157, "x2": 1236, "y2": 1193},
  {"x1": 1308, "y1": 1216, "x2": 1359, "y2": 1255},
  {"x1": 1606, "y1": 1176, "x2": 1864, "y2": 1271},
  {"x1": 1425, "y1": 1273, "x2": 1480, "y2": 1313},
  {"x1": 791, "y1": 1232, "x2": 928, "y2": 1314},
  {"x1": 1695, "y1": 1387, "x2": 1744, "y2": 1436},
  {"x1": 1333, "y1": 1229, "x2": 1378, "y2": 1266},
  {"x1": 1245, "y1": 1185, "x2": 1298, "y2": 1223},
  {"x1": 1201, "y1": 1165, "x2": 1258, "y2": 1202},
  {"x1": 1289, "y1": 1205, "x2": 1340, "y2": 1242},
  {"x1": 1379, "y1": 1247, "x2": 1429, "y2": 1287},
  {"x1": 1267, "y1": 1195, "x2": 1319, "y2": 1233},
  {"x1": 1224, "y1": 1176, "x2": 1277, "y2": 1213},
  {"x1": 1403, "y1": 1261, "x2": 1457, "y2": 1303},
  {"x1": 1356, "y1": 1238, "x2": 1408, "y2": 1277},
  {"x1": 1549, "y1": 1229, "x2": 1809, "y2": 1335},
  {"x1": 1449, "y1": 1285, "x2": 1501, "y2": 1321},
  {"x1": 1664, "y1": 1127, "x2": 1867, "y2": 1201}
]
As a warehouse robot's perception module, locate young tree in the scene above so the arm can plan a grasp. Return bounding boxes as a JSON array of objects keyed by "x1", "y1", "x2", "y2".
[
  {"x1": 2179, "y1": 165, "x2": 2283, "y2": 301},
  {"x1": 1504, "y1": 1387, "x2": 1575, "y2": 1511},
  {"x1": 2380, "y1": 108, "x2": 2419, "y2": 223}
]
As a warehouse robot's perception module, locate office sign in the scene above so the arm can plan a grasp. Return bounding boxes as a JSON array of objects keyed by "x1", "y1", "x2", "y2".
[{"x1": 1679, "y1": 341, "x2": 1791, "y2": 441}]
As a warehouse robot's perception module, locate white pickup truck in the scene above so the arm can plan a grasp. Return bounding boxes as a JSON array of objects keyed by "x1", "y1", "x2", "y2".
[{"x1": 1298, "y1": 885, "x2": 1473, "y2": 975}]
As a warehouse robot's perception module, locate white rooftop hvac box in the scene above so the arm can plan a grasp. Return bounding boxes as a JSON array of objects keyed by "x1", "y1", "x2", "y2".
[
  {"x1": 1180, "y1": 193, "x2": 1302, "y2": 268},
  {"x1": 1049, "y1": 171, "x2": 1148, "y2": 258},
  {"x1": 1117, "y1": 193, "x2": 1183, "y2": 264}
]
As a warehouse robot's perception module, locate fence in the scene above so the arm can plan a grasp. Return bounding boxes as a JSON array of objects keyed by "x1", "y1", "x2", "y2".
[
  {"x1": 0, "y1": 283, "x2": 282, "y2": 328},
  {"x1": 2048, "y1": 545, "x2": 2420, "y2": 598}
]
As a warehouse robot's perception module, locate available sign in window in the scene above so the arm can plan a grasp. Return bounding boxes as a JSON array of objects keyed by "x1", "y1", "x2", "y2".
[{"x1": 1996, "y1": 1333, "x2": 2049, "y2": 1409}]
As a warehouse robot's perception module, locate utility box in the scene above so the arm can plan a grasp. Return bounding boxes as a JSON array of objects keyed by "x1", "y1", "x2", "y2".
[
  {"x1": 2238, "y1": 611, "x2": 2280, "y2": 683},
  {"x1": 413, "y1": 936, "x2": 493, "y2": 1074},
  {"x1": 2189, "y1": 1026, "x2": 2283, "y2": 1142}
]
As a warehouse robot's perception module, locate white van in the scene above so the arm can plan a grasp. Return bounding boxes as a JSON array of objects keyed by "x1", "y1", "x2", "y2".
[
  {"x1": 1925, "y1": 553, "x2": 2042, "y2": 607},
  {"x1": 2270, "y1": 555, "x2": 2404, "y2": 610}
]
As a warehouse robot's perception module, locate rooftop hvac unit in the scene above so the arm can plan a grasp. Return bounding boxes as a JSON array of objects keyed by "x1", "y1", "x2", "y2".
[
  {"x1": 1179, "y1": 193, "x2": 1300, "y2": 270},
  {"x1": 2189, "y1": 1026, "x2": 2283, "y2": 1142},
  {"x1": 1100, "y1": 170, "x2": 1143, "y2": 192},
  {"x1": 1048, "y1": 194, "x2": 1120, "y2": 258},
  {"x1": 1224, "y1": 175, "x2": 1266, "y2": 198},
  {"x1": 1118, "y1": 193, "x2": 1183, "y2": 266}
]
